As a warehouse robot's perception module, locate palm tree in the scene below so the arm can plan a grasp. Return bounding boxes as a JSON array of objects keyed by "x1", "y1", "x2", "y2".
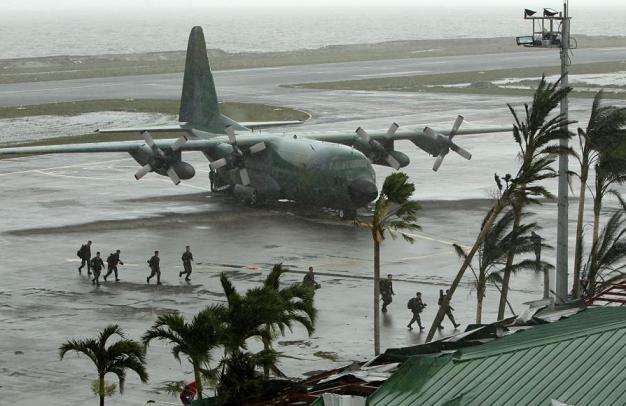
[
  {"x1": 258, "y1": 263, "x2": 316, "y2": 377},
  {"x1": 427, "y1": 77, "x2": 571, "y2": 341},
  {"x1": 582, "y1": 195, "x2": 626, "y2": 296},
  {"x1": 59, "y1": 325, "x2": 148, "y2": 406},
  {"x1": 356, "y1": 172, "x2": 420, "y2": 355},
  {"x1": 215, "y1": 273, "x2": 281, "y2": 401},
  {"x1": 571, "y1": 92, "x2": 626, "y2": 297},
  {"x1": 142, "y1": 307, "x2": 222, "y2": 399},
  {"x1": 454, "y1": 210, "x2": 553, "y2": 323}
]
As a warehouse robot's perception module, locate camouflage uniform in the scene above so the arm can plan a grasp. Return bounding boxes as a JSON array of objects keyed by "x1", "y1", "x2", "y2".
[
  {"x1": 90, "y1": 255, "x2": 105, "y2": 287},
  {"x1": 180, "y1": 250, "x2": 194, "y2": 281},
  {"x1": 104, "y1": 251, "x2": 123, "y2": 282},
  {"x1": 147, "y1": 254, "x2": 161, "y2": 285},
  {"x1": 380, "y1": 278, "x2": 395, "y2": 313}
]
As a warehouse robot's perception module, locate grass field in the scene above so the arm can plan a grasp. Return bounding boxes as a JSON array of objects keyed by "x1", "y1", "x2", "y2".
[
  {"x1": 286, "y1": 60, "x2": 626, "y2": 99},
  {"x1": 0, "y1": 99, "x2": 310, "y2": 154}
]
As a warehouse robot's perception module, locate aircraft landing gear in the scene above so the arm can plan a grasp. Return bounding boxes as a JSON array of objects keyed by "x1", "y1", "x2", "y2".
[
  {"x1": 247, "y1": 190, "x2": 260, "y2": 207},
  {"x1": 339, "y1": 208, "x2": 357, "y2": 221}
]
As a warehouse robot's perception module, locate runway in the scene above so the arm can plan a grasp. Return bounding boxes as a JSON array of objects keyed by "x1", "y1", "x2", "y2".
[{"x1": 1, "y1": 48, "x2": 625, "y2": 405}]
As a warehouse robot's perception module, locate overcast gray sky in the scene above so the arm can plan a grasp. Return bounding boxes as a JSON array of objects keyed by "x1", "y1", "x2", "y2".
[{"x1": 2, "y1": 0, "x2": 624, "y2": 9}]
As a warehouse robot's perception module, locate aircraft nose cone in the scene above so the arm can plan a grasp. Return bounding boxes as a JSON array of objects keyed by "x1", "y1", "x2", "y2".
[{"x1": 348, "y1": 179, "x2": 378, "y2": 205}]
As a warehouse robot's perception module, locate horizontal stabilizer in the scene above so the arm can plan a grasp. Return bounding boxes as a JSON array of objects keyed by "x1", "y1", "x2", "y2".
[
  {"x1": 97, "y1": 124, "x2": 191, "y2": 134},
  {"x1": 238, "y1": 120, "x2": 304, "y2": 130}
]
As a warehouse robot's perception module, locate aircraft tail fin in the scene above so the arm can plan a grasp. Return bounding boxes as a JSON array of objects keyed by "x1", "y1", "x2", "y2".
[{"x1": 179, "y1": 26, "x2": 221, "y2": 130}]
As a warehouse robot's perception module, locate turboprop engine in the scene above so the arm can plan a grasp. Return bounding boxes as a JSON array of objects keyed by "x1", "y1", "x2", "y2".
[
  {"x1": 355, "y1": 123, "x2": 410, "y2": 170},
  {"x1": 129, "y1": 131, "x2": 195, "y2": 185}
]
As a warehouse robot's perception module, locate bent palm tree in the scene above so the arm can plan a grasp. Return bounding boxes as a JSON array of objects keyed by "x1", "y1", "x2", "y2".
[
  {"x1": 571, "y1": 92, "x2": 626, "y2": 297},
  {"x1": 583, "y1": 196, "x2": 626, "y2": 295},
  {"x1": 356, "y1": 172, "x2": 420, "y2": 355},
  {"x1": 59, "y1": 324, "x2": 148, "y2": 406},
  {"x1": 258, "y1": 263, "x2": 316, "y2": 377},
  {"x1": 142, "y1": 307, "x2": 222, "y2": 399},
  {"x1": 454, "y1": 210, "x2": 553, "y2": 323},
  {"x1": 427, "y1": 77, "x2": 571, "y2": 341}
]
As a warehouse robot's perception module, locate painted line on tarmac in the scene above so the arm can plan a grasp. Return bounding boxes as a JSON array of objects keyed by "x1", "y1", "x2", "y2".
[{"x1": 404, "y1": 231, "x2": 471, "y2": 249}]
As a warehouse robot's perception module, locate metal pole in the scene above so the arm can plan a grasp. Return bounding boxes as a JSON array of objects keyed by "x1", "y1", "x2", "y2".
[{"x1": 555, "y1": 1, "x2": 570, "y2": 303}]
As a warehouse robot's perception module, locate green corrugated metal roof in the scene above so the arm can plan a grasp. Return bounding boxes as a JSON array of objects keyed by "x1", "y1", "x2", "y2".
[{"x1": 367, "y1": 307, "x2": 626, "y2": 406}]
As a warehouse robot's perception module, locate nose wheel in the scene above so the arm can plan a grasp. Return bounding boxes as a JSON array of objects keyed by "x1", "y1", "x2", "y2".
[{"x1": 339, "y1": 208, "x2": 357, "y2": 221}]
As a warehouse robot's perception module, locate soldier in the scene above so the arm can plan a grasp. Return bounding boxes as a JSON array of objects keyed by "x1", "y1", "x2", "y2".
[
  {"x1": 77, "y1": 240, "x2": 92, "y2": 275},
  {"x1": 104, "y1": 249, "x2": 124, "y2": 282},
  {"x1": 438, "y1": 289, "x2": 460, "y2": 329},
  {"x1": 179, "y1": 246, "x2": 194, "y2": 281},
  {"x1": 90, "y1": 252, "x2": 105, "y2": 287},
  {"x1": 379, "y1": 274, "x2": 395, "y2": 313},
  {"x1": 302, "y1": 266, "x2": 320, "y2": 289},
  {"x1": 407, "y1": 291, "x2": 427, "y2": 330},
  {"x1": 147, "y1": 250, "x2": 161, "y2": 285}
]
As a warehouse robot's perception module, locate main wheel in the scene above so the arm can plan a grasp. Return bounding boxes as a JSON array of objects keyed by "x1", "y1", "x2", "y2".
[
  {"x1": 339, "y1": 208, "x2": 357, "y2": 221},
  {"x1": 247, "y1": 190, "x2": 260, "y2": 207}
]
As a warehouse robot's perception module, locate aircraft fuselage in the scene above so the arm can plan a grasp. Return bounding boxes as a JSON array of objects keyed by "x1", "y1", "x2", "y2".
[{"x1": 208, "y1": 136, "x2": 378, "y2": 213}]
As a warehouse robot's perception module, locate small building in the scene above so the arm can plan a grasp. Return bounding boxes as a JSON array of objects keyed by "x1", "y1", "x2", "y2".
[{"x1": 367, "y1": 307, "x2": 626, "y2": 406}]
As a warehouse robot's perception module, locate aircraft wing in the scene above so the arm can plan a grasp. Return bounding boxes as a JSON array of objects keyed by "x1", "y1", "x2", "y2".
[
  {"x1": 0, "y1": 138, "x2": 224, "y2": 156},
  {"x1": 306, "y1": 126, "x2": 512, "y2": 157},
  {"x1": 96, "y1": 124, "x2": 192, "y2": 134},
  {"x1": 238, "y1": 120, "x2": 304, "y2": 130},
  {"x1": 302, "y1": 124, "x2": 512, "y2": 171}
]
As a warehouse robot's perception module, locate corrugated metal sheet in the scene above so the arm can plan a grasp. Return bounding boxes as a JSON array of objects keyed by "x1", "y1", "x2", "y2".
[{"x1": 367, "y1": 307, "x2": 626, "y2": 406}]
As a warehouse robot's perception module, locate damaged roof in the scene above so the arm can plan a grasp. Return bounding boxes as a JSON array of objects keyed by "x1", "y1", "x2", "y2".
[{"x1": 367, "y1": 307, "x2": 626, "y2": 406}]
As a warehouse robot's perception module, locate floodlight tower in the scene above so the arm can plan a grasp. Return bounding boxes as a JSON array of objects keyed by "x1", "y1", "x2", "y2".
[{"x1": 516, "y1": 2, "x2": 571, "y2": 303}]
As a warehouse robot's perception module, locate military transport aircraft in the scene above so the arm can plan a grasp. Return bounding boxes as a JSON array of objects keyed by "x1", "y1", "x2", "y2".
[{"x1": 0, "y1": 26, "x2": 510, "y2": 219}]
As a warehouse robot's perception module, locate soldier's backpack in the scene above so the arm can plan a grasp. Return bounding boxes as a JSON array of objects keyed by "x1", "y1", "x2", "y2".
[
  {"x1": 107, "y1": 253, "x2": 115, "y2": 264},
  {"x1": 407, "y1": 298, "x2": 415, "y2": 309},
  {"x1": 77, "y1": 245, "x2": 83, "y2": 258}
]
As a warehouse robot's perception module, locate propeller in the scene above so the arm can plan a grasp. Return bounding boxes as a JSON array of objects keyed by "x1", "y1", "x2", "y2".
[
  {"x1": 355, "y1": 122, "x2": 401, "y2": 170},
  {"x1": 135, "y1": 131, "x2": 189, "y2": 185},
  {"x1": 423, "y1": 115, "x2": 472, "y2": 172},
  {"x1": 208, "y1": 126, "x2": 266, "y2": 186}
]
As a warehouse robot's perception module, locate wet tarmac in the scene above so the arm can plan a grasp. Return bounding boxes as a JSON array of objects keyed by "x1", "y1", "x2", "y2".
[{"x1": 1, "y1": 53, "x2": 626, "y2": 405}]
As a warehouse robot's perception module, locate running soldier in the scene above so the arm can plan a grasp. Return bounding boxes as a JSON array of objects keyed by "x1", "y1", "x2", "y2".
[
  {"x1": 380, "y1": 274, "x2": 395, "y2": 313},
  {"x1": 90, "y1": 252, "x2": 105, "y2": 287},
  {"x1": 302, "y1": 266, "x2": 320, "y2": 289},
  {"x1": 179, "y1": 246, "x2": 193, "y2": 281},
  {"x1": 104, "y1": 249, "x2": 124, "y2": 282},
  {"x1": 77, "y1": 240, "x2": 92, "y2": 275},
  {"x1": 407, "y1": 291, "x2": 427, "y2": 330},
  {"x1": 438, "y1": 289, "x2": 460, "y2": 329},
  {"x1": 147, "y1": 250, "x2": 161, "y2": 285}
]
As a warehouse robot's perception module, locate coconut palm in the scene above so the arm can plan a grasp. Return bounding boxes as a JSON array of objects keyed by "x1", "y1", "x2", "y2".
[
  {"x1": 217, "y1": 273, "x2": 271, "y2": 357},
  {"x1": 142, "y1": 307, "x2": 222, "y2": 399},
  {"x1": 571, "y1": 92, "x2": 626, "y2": 297},
  {"x1": 258, "y1": 263, "x2": 316, "y2": 377},
  {"x1": 454, "y1": 210, "x2": 553, "y2": 323},
  {"x1": 59, "y1": 324, "x2": 148, "y2": 406},
  {"x1": 427, "y1": 77, "x2": 571, "y2": 341},
  {"x1": 356, "y1": 172, "x2": 421, "y2": 355},
  {"x1": 215, "y1": 273, "x2": 281, "y2": 401},
  {"x1": 582, "y1": 195, "x2": 626, "y2": 296}
]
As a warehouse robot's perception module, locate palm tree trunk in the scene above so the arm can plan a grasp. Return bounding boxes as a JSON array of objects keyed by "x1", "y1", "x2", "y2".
[
  {"x1": 194, "y1": 362, "x2": 203, "y2": 400},
  {"x1": 476, "y1": 275, "x2": 485, "y2": 324},
  {"x1": 426, "y1": 200, "x2": 503, "y2": 342},
  {"x1": 588, "y1": 195, "x2": 603, "y2": 295},
  {"x1": 373, "y1": 237, "x2": 381, "y2": 356},
  {"x1": 99, "y1": 375, "x2": 105, "y2": 406},
  {"x1": 573, "y1": 164, "x2": 589, "y2": 298},
  {"x1": 263, "y1": 331, "x2": 270, "y2": 378},
  {"x1": 497, "y1": 205, "x2": 521, "y2": 320}
]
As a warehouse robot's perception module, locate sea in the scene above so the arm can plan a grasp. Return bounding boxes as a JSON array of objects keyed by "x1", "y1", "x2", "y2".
[{"x1": 1, "y1": 5, "x2": 625, "y2": 59}]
